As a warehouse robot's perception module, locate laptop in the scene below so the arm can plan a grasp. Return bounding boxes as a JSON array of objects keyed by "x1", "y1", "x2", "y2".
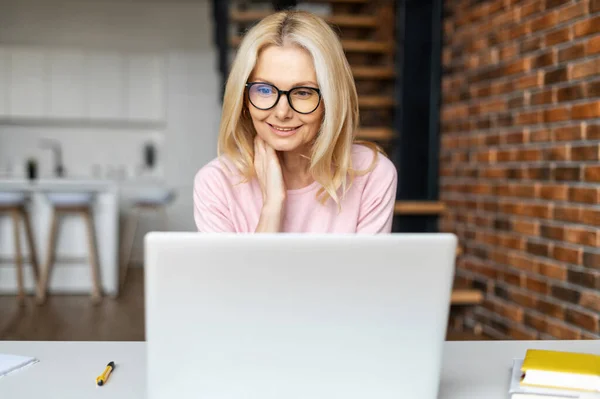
[{"x1": 144, "y1": 232, "x2": 457, "y2": 399}]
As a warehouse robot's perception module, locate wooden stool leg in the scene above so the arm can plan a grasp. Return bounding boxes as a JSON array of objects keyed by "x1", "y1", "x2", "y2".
[
  {"x1": 22, "y1": 208, "x2": 40, "y2": 283},
  {"x1": 82, "y1": 208, "x2": 102, "y2": 304},
  {"x1": 11, "y1": 208, "x2": 25, "y2": 305},
  {"x1": 36, "y1": 210, "x2": 59, "y2": 305},
  {"x1": 119, "y1": 207, "x2": 139, "y2": 293}
]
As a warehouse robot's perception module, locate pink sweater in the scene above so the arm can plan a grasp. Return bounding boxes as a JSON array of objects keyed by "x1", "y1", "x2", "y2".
[{"x1": 193, "y1": 144, "x2": 397, "y2": 233}]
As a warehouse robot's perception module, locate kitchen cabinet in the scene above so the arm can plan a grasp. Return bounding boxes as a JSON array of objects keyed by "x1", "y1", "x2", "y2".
[
  {"x1": 8, "y1": 47, "x2": 46, "y2": 118},
  {"x1": 0, "y1": 48, "x2": 7, "y2": 117},
  {"x1": 86, "y1": 51, "x2": 126, "y2": 121},
  {"x1": 47, "y1": 48, "x2": 86, "y2": 119},
  {"x1": 0, "y1": 45, "x2": 166, "y2": 124},
  {"x1": 126, "y1": 53, "x2": 165, "y2": 122}
]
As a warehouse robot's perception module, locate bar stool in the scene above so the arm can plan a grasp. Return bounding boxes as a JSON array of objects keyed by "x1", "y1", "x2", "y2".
[
  {"x1": 36, "y1": 192, "x2": 102, "y2": 305},
  {"x1": 0, "y1": 192, "x2": 40, "y2": 304},
  {"x1": 119, "y1": 188, "x2": 175, "y2": 291}
]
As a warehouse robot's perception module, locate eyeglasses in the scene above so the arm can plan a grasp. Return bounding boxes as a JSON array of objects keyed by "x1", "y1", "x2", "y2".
[{"x1": 245, "y1": 82, "x2": 321, "y2": 114}]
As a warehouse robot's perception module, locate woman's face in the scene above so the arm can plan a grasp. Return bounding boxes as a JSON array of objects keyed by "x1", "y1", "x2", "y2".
[{"x1": 246, "y1": 44, "x2": 324, "y2": 153}]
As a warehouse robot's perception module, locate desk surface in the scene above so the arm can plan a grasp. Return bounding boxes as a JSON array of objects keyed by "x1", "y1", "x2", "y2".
[{"x1": 1, "y1": 340, "x2": 599, "y2": 398}]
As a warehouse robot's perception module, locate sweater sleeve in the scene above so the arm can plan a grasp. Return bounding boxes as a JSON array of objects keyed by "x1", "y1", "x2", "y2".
[
  {"x1": 356, "y1": 153, "x2": 398, "y2": 233},
  {"x1": 193, "y1": 163, "x2": 236, "y2": 233}
]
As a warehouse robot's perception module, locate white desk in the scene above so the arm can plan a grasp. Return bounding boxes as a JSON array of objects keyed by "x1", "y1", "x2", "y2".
[{"x1": 1, "y1": 340, "x2": 598, "y2": 398}]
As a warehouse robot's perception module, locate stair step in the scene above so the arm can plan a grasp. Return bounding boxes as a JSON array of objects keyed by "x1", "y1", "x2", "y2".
[
  {"x1": 230, "y1": 36, "x2": 394, "y2": 54},
  {"x1": 451, "y1": 289, "x2": 484, "y2": 305},
  {"x1": 303, "y1": 0, "x2": 371, "y2": 3},
  {"x1": 356, "y1": 127, "x2": 394, "y2": 141},
  {"x1": 358, "y1": 96, "x2": 394, "y2": 108},
  {"x1": 352, "y1": 66, "x2": 395, "y2": 79},
  {"x1": 231, "y1": 10, "x2": 378, "y2": 28},
  {"x1": 394, "y1": 201, "x2": 446, "y2": 215}
]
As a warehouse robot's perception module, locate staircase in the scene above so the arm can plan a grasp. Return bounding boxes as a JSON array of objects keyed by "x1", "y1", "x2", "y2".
[{"x1": 213, "y1": 0, "x2": 483, "y2": 330}]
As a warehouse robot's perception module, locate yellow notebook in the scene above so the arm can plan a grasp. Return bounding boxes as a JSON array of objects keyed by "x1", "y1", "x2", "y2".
[{"x1": 520, "y1": 349, "x2": 600, "y2": 393}]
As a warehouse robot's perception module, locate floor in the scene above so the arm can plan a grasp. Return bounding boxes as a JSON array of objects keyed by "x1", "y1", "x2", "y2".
[
  {"x1": 0, "y1": 268, "x2": 485, "y2": 341},
  {"x1": 0, "y1": 268, "x2": 145, "y2": 341}
]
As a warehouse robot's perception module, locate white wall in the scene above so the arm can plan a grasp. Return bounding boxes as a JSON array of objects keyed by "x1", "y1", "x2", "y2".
[{"x1": 0, "y1": 0, "x2": 222, "y2": 259}]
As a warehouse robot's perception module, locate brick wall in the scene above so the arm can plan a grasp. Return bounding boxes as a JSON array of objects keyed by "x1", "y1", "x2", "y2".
[{"x1": 440, "y1": 0, "x2": 600, "y2": 339}]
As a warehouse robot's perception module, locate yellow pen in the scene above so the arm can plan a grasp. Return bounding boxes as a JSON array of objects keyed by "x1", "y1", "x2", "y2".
[{"x1": 96, "y1": 361, "x2": 115, "y2": 386}]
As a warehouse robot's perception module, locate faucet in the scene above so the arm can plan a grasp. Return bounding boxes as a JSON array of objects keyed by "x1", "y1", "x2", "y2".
[{"x1": 39, "y1": 138, "x2": 65, "y2": 177}]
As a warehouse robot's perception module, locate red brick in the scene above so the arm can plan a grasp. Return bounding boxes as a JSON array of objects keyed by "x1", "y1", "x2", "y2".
[
  {"x1": 509, "y1": 23, "x2": 532, "y2": 40},
  {"x1": 554, "y1": 125, "x2": 584, "y2": 141},
  {"x1": 531, "y1": 89, "x2": 554, "y2": 105},
  {"x1": 539, "y1": 184, "x2": 568, "y2": 200},
  {"x1": 572, "y1": 101, "x2": 600, "y2": 119},
  {"x1": 570, "y1": 58, "x2": 600, "y2": 80},
  {"x1": 588, "y1": 35, "x2": 600, "y2": 55},
  {"x1": 569, "y1": 186, "x2": 599, "y2": 203},
  {"x1": 524, "y1": 311, "x2": 547, "y2": 331},
  {"x1": 516, "y1": 72, "x2": 543, "y2": 89},
  {"x1": 545, "y1": 0, "x2": 570, "y2": 9},
  {"x1": 584, "y1": 251, "x2": 600, "y2": 270},
  {"x1": 508, "y1": 325, "x2": 539, "y2": 340},
  {"x1": 510, "y1": 288, "x2": 537, "y2": 308},
  {"x1": 501, "y1": 44, "x2": 519, "y2": 61},
  {"x1": 520, "y1": 0, "x2": 545, "y2": 19},
  {"x1": 571, "y1": 145, "x2": 600, "y2": 161},
  {"x1": 508, "y1": 95, "x2": 526, "y2": 109},
  {"x1": 552, "y1": 245, "x2": 582, "y2": 264},
  {"x1": 591, "y1": 0, "x2": 600, "y2": 13},
  {"x1": 580, "y1": 290, "x2": 600, "y2": 313},
  {"x1": 551, "y1": 284, "x2": 582, "y2": 304},
  {"x1": 558, "y1": 43, "x2": 586, "y2": 62},
  {"x1": 545, "y1": 318, "x2": 581, "y2": 339},
  {"x1": 505, "y1": 130, "x2": 528, "y2": 144},
  {"x1": 574, "y1": 15, "x2": 600, "y2": 38},
  {"x1": 516, "y1": 110, "x2": 543, "y2": 125},
  {"x1": 526, "y1": 241, "x2": 551, "y2": 257},
  {"x1": 553, "y1": 166, "x2": 581, "y2": 181},
  {"x1": 564, "y1": 226, "x2": 598, "y2": 246},
  {"x1": 540, "y1": 224, "x2": 565, "y2": 240},
  {"x1": 544, "y1": 144, "x2": 570, "y2": 161},
  {"x1": 565, "y1": 308, "x2": 599, "y2": 332},
  {"x1": 495, "y1": 300, "x2": 524, "y2": 322},
  {"x1": 531, "y1": 11, "x2": 558, "y2": 32},
  {"x1": 568, "y1": 269, "x2": 600, "y2": 289},
  {"x1": 545, "y1": 27, "x2": 571, "y2": 46},
  {"x1": 557, "y1": 83, "x2": 586, "y2": 102},
  {"x1": 584, "y1": 165, "x2": 600, "y2": 182},
  {"x1": 530, "y1": 129, "x2": 551, "y2": 142},
  {"x1": 536, "y1": 297, "x2": 565, "y2": 319},
  {"x1": 557, "y1": 2, "x2": 588, "y2": 24},
  {"x1": 544, "y1": 107, "x2": 570, "y2": 123},
  {"x1": 581, "y1": 209, "x2": 600, "y2": 227},
  {"x1": 554, "y1": 206, "x2": 582, "y2": 224},
  {"x1": 513, "y1": 220, "x2": 540, "y2": 235},
  {"x1": 538, "y1": 261, "x2": 568, "y2": 280},
  {"x1": 588, "y1": 125, "x2": 600, "y2": 140},
  {"x1": 544, "y1": 67, "x2": 568, "y2": 84}
]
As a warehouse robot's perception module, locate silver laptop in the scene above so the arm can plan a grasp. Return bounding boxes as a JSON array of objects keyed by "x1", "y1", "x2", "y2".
[{"x1": 145, "y1": 232, "x2": 457, "y2": 399}]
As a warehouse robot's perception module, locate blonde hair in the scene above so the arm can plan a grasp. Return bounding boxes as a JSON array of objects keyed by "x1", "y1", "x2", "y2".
[{"x1": 217, "y1": 10, "x2": 384, "y2": 207}]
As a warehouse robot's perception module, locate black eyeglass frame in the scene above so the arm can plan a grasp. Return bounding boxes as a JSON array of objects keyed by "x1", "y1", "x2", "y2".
[{"x1": 245, "y1": 82, "x2": 322, "y2": 115}]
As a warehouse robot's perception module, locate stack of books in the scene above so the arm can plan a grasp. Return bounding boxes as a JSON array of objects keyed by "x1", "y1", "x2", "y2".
[{"x1": 509, "y1": 349, "x2": 600, "y2": 398}]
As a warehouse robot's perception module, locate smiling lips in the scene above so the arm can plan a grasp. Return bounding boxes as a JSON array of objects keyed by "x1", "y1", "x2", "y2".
[{"x1": 268, "y1": 123, "x2": 302, "y2": 137}]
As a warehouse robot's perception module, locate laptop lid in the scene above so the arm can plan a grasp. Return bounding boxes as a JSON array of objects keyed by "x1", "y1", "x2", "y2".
[{"x1": 145, "y1": 232, "x2": 456, "y2": 399}]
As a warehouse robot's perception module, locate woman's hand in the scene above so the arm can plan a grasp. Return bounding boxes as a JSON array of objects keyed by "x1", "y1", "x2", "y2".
[
  {"x1": 254, "y1": 136, "x2": 286, "y2": 232},
  {"x1": 254, "y1": 136, "x2": 286, "y2": 208}
]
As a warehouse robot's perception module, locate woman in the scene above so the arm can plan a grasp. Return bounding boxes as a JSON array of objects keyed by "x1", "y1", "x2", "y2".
[{"x1": 193, "y1": 10, "x2": 397, "y2": 233}]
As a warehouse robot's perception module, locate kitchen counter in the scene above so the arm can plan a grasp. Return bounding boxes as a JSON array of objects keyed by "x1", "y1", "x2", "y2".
[
  {"x1": 0, "y1": 178, "x2": 118, "y2": 191},
  {"x1": 0, "y1": 178, "x2": 120, "y2": 296}
]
